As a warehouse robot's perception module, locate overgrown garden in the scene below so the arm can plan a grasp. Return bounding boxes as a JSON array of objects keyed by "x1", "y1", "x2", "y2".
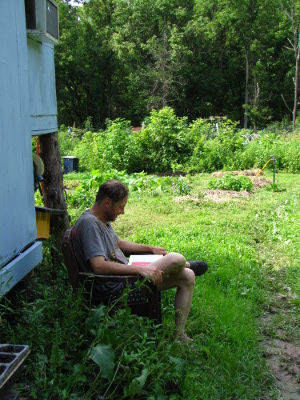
[{"x1": 59, "y1": 107, "x2": 300, "y2": 176}]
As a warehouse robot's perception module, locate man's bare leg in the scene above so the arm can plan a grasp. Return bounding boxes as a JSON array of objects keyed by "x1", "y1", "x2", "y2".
[{"x1": 151, "y1": 253, "x2": 195, "y2": 342}]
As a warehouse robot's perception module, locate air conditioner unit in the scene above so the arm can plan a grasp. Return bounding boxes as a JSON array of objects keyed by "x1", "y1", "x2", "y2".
[{"x1": 25, "y1": 0, "x2": 59, "y2": 44}]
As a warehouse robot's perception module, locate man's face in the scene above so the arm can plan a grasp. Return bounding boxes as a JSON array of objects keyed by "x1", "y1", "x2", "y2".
[{"x1": 106, "y1": 196, "x2": 128, "y2": 222}]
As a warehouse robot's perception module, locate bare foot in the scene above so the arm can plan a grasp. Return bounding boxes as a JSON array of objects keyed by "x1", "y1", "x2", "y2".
[{"x1": 175, "y1": 332, "x2": 194, "y2": 344}]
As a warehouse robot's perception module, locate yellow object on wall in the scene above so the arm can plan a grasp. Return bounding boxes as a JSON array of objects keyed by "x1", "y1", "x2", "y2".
[{"x1": 35, "y1": 207, "x2": 51, "y2": 240}]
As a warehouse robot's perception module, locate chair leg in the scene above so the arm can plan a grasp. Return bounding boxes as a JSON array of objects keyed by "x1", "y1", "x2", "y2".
[{"x1": 147, "y1": 289, "x2": 162, "y2": 324}]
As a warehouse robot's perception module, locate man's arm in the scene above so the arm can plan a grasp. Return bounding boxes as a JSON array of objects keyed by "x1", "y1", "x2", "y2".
[
  {"x1": 118, "y1": 240, "x2": 167, "y2": 256},
  {"x1": 89, "y1": 256, "x2": 164, "y2": 285}
]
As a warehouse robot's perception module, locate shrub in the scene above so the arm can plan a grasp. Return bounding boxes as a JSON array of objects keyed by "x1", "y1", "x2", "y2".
[
  {"x1": 101, "y1": 119, "x2": 135, "y2": 171},
  {"x1": 138, "y1": 107, "x2": 190, "y2": 172},
  {"x1": 280, "y1": 137, "x2": 300, "y2": 173},
  {"x1": 209, "y1": 174, "x2": 253, "y2": 192},
  {"x1": 72, "y1": 131, "x2": 106, "y2": 171},
  {"x1": 188, "y1": 119, "x2": 244, "y2": 172},
  {"x1": 237, "y1": 134, "x2": 278, "y2": 170},
  {"x1": 58, "y1": 129, "x2": 81, "y2": 158}
]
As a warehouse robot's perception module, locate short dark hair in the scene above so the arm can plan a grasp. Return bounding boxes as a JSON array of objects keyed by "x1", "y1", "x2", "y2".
[{"x1": 96, "y1": 180, "x2": 129, "y2": 203}]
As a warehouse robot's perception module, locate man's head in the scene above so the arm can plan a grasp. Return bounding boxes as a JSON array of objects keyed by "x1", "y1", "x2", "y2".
[
  {"x1": 94, "y1": 180, "x2": 129, "y2": 222},
  {"x1": 96, "y1": 180, "x2": 129, "y2": 204}
]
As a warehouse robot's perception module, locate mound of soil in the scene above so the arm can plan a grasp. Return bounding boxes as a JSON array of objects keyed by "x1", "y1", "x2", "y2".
[
  {"x1": 173, "y1": 171, "x2": 271, "y2": 203},
  {"x1": 211, "y1": 169, "x2": 261, "y2": 177},
  {"x1": 210, "y1": 170, "x2": 272, "y2": 191},
  {"x1": 252, "y1": 177, "x2": 272, "y2": 189},
  {"x1": 204, "y1": 189, "x2": 251, "y2": 202}
]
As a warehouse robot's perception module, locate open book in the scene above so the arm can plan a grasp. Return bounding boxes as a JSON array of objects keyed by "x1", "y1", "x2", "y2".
[{"x1": 128, "y1": 254, "x2": 163, "y2": 266}]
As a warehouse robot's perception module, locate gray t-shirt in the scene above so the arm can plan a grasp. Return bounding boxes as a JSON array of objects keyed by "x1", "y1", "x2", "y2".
[
  {"x1": 72, "y1": 210, "x2": 128, "y2": 271},
  {"x1": 71, "y1": 210, "x2": 128, "y2": 299}
]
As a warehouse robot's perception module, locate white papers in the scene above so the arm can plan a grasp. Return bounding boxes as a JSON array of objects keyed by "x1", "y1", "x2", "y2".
[{"x1": 128, "y1": 254, "x2": 163, "y2": 266}]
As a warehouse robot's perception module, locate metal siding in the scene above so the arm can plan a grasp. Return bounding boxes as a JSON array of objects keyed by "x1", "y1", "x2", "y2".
[{"x1": 0, "y1": 1, "x2": 37, "y2": 268}]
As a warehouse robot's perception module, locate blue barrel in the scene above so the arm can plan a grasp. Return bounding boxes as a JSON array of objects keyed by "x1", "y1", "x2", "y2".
[{"x1": 63, "y1": 156, "x2": 79, "y2": 173}]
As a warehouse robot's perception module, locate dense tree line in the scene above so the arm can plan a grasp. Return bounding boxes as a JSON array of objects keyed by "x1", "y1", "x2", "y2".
[{"x1": 55, "y1": 0, "x2": 300, "y2": 129}]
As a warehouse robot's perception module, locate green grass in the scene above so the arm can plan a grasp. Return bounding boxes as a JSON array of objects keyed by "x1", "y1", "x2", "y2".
[{"x1": 1, "y1": 172, "x2": 299, "y2": 399}]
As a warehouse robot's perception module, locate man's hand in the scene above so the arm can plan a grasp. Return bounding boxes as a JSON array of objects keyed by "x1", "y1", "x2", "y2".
[
  {"x1": 138, "y1": 265, "x2": 164, "y2": 285},
  {"x1": 151, "y1": 246, "x2": 167, "y2": 256},
  {"x1": 90, "y1": 256, "x2": 164, "y2": 285}
]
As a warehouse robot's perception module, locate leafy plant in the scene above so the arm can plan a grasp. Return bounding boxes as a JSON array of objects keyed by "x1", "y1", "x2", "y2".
[
  {"x1": 136, "y1": 107, "x2": 190, "y2": 172},
  {"x1": 209, "y1": 174, "x2": 253, "y2": 192}
]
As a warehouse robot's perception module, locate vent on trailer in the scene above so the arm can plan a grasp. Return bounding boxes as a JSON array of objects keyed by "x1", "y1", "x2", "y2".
[{"x1": 25, "y1": 0, "x2": 59, "y2": 44}]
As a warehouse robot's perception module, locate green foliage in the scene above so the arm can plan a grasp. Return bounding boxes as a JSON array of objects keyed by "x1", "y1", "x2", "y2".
[
  {"x1": 59, "y1": 107, "x2": 300, "y2": 173},
  {"x1": 83, "y1": 116, "x2": 94, "y2": 132},
  {"x1": 59, "y1": 112, "x2": 300, "y2": 174},
  {"x1": 235, "y1": 133, "x2": 278, "y2": 170},
  {"x1": 66, "y1": 170, "x2": 123, "y2": 222},
  {"x1": 139, "y1": 107, "x2": 190, "y2": 172},
  {"x1": 209, "y1": 174, "x2": 254, "y2": 192},
  {"x1": 65, "y1": 170, "x2": 192, "y2": 223},
  {"x1": 101, "y1": 118, "x2": 142, "y2": 173},
  {"x1": 58, "y1": 129, "x2": 81, "y2": 158},
  {"x1": 187, "y1": 119, "x2": 244, "y2": 172},
  {"x1": 72, "y1": 131, "x2": 106, "y2": 171},
  {"x1": 88, "y1": 344, "x2": 115, "y2": 380},
  {"x1": 280, "y1": 136, "x2": 300, "y2": 173},
  {"x1": 0, "y1": 271, "x2": 190, "y2": 399}
]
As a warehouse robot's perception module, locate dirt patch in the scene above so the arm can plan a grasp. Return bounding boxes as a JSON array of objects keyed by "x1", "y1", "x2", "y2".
[
  {"x1": 210, "y1": 170, "x2": 272, "y2": 192},
  {"x1": 252, "y1": 177, "x2": 272, "y2": 189},
  {"x1": 211, "y1": 170, "x2": 272, "y2": 189},
  {"x1": 262, "y1": 291, "x2": 300, "y2": 400},
  {"x1": 211, "y1": 169, "x2": 261, "y2": 177},
  {"x1": 203, "y1": 189, "x2": 251, "y2": 203},
  {"x1": 264, "y1": 337, "x2": 300, "y2": 399},
  {"x1": 174, "y1": 176, "x2": 271, "y2": 204},
  {"x1": 173, "y1": 195, "x2": 201, "y2": 203},
  {"x1": 174, "y1": 190, "x2": 251, "y2": 204}
]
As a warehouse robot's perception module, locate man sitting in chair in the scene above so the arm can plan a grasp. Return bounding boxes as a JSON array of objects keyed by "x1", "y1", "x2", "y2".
[{"x1": 72, "y1": 179, "x2": 207, "y2": 343}]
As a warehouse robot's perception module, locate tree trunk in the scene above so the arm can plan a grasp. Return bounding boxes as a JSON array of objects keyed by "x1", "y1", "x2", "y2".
[
  {"x1": 293, "y1": 30, "x2": 300, "y2": 131},
  {"x1": 39, "y1": 132, "x2": 69, "y2": 254},
  {"x1": 284, "y1": 7, "x2": 300, "y2": 131},
  {"x1": 244, "y1": 49, "x2": 250, "y2": 129}
]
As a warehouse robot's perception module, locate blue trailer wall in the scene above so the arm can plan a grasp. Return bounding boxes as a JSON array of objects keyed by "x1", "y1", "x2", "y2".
[{"x1": 0, "y1": 0, "x2": 59, "y2": 295}]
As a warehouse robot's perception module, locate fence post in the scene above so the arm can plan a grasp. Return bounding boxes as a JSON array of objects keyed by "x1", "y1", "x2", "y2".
[{"x1": 271, "y1": 154, "x2": 276, "y2": 189}]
